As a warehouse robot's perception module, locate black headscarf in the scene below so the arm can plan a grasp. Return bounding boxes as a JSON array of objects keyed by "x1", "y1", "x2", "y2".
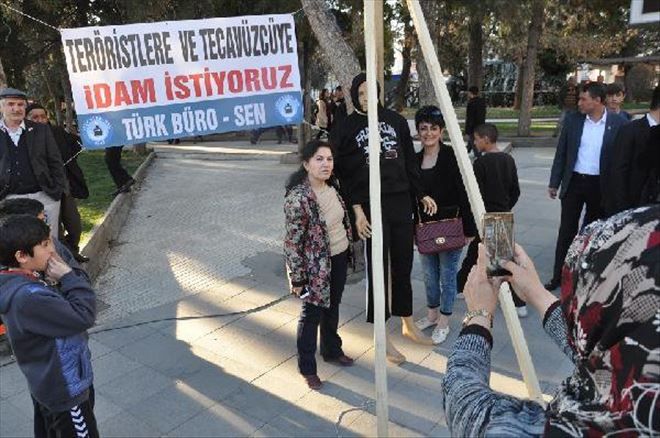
[{"x1": 349, "y1": 73, "x2": 381, "y2": 113}]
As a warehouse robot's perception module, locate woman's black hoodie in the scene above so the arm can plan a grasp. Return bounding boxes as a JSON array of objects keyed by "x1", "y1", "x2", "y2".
[{"x1": 330, "y1": 73, "x2": 425, "y2": 207}]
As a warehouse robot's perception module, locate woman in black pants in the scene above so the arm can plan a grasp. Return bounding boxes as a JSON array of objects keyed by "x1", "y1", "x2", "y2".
[{"x1": 284, "y1": 140, "x2": 354, "y2": 390}]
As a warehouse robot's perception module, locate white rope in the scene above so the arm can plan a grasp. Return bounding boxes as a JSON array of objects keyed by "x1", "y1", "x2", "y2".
[
  {"x1": 62, "y1": 142, "x2": 86, "y2": 166},
  {"x1": 0, "y1": 2, "x2": 60, "y2": 32},
  {"x1": 0, "y1": 3, "x2": 305, "y2": 34},
  {"x1": 334, "y1": 400, "x2": 374, "y2": 437}
]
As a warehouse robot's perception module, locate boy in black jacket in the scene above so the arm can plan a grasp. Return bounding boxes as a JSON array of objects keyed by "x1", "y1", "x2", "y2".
[
  {"x1": 456, "y1": 124, "x2": 527, "y2": 315},
  {"x1": 0, "y1": 215, "x2": 98, "y2": 437}
]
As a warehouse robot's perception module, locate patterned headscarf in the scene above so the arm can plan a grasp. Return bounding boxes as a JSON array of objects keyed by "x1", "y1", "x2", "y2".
[{"x1": 545, "y1": 205, "x2": 660, "y2": 436}]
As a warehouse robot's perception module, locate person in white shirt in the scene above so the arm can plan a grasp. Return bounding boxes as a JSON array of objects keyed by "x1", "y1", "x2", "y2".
[
  {"x1": 545, "y1": 82, "x2": 627, "y2": 290},
  {"x1": 0, "y1": 88, "x2": 66, "y2": 239}
]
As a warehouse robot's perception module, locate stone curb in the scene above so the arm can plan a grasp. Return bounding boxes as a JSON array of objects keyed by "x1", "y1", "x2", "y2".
[
  {"x1": 155, "y1": 151, "x2": 286, "y2": 161},
  {"x1": 80, "y1": 152, "x2": 155, "y2": 281},
  {"x1": 502, "y1": 136, "x2": 557, "y2": 148},
  {"x1": 149, "y1": 142, "x2": 295, "y2": 162},
  {"x1": 279, "y1": 152, "x2": 300, "y2": 164}
]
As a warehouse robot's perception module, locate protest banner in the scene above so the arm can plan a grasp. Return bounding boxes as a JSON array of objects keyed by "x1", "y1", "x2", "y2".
[{"x1": 61, "y1": 14, "x2": 302, "y2": 148}]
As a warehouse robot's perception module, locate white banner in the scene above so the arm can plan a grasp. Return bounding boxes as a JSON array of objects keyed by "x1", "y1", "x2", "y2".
[{"x1": 61, "y1": 14, "x2": 302, "y2": 148}]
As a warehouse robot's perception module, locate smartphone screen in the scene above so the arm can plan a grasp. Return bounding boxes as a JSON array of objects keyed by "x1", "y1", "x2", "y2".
[
  {"x1": 482, "y1": 212, "x2": 514, "y2": 277},
  {"x1": 299, "y1": 285, "x2": 311, "y2": 299}
]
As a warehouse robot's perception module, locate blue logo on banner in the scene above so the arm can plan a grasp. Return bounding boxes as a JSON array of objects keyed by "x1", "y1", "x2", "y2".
[
  {"x1": 82, "y1": 116, "x2": 113, "y2": 147},
  {"x1": 275, "y1": 95, "x2": 300, "y2": 122}
]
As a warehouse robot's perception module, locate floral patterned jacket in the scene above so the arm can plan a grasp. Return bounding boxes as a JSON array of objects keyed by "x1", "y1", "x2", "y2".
[{"x1": 283, "y1": 181, "x2": 352, "y2": 308}]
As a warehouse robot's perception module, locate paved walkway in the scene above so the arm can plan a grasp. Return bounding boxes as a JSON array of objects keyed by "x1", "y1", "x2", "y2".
[{"x1": 0, "y1": 146, "x2": 571, "y2": 437}]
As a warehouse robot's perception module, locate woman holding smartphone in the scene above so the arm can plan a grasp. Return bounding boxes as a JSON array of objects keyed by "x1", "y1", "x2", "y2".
[{"x1": 284, "y1": 140, "x2": 354, "y2": 390}]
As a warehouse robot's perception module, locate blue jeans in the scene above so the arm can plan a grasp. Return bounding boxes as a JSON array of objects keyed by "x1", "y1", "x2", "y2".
[{"x1": 420, "y1": 248, "x2": 463, "y2": 315}]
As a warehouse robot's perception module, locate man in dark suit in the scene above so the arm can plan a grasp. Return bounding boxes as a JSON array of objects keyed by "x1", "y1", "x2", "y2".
[
  {"x1": 0, "y1": 88, "x2": 67, "y2": 239},
  {"x1": 465, "y1": 86, "x2": 487, "y2": 157},
  {"x1": 25, "y1": 103, "x2": 90, "y2": 262},
  {"x1": 603, "y1": 85, "x2": 660, "y2": 216},
  {"x1": 545, "y1": 82, "x2": 627, "y2": 290}
]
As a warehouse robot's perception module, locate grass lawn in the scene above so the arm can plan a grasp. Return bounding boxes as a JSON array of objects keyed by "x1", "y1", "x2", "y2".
[
  {"x1": 401, "y1": 102, "x2": 650, "y2": 120},
  {"x1": 401, "y1": 105, "x2": 562, "y2": 119},
  {"x1": 493, "y1": 121, "x2": 556, "y2": 137},
  {"x1": 429, "y1": 120, "x2": 556, "y2": 137},
  {"x1": 77, "y1": 150, "x2": 147, "y2": 245}
]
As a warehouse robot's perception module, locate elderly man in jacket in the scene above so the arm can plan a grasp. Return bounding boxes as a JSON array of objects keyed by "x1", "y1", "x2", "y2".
[{"x1": 0, "y1": 87, "x2": 67, "y2": 238}]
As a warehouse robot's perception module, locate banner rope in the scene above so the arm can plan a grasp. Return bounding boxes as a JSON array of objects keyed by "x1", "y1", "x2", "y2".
[
  {"x1": 0, "y1": 292, "x2": 293, "y2": 368},
  {"x1": 0, "y1": 2, "x2": 305, "y2": 33},
  {"x1": 0, "y1": 2, "x2": 60, "y2": 32},
  {"x1": 62, "y1": 142, "x2": 86, "y2": 166}
]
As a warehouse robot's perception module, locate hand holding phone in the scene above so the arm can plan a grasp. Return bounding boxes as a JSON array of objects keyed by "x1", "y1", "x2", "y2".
[
  {"x1": 299, "y1": 285, "x2": 311, "y2": 300},
  {"x1": 482, "y1": 212, "x2": 515, "y2": 277},
  {"x1": 292, "y1": 285, "x2": 311, "y2": 299}
]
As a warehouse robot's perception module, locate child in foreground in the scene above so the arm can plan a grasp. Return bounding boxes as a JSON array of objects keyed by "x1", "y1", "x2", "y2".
[{"x1": 0, "y1": 215, "x2": 98, "y2": 438}]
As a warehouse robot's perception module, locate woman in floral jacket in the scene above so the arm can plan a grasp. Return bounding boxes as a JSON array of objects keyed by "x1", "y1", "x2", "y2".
[{"x1": 284, "y1": 140, "x2": 354, "y2": 390}]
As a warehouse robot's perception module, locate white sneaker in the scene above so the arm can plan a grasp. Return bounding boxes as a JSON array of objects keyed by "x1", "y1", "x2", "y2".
[
  {"x1": 456, "y1": 293, "x2": 465, "y2": 300},
  {"x1": 431, "y1": 325, "x2": 450, "y2": 345},
  {"x1": 516, "y1": 306, "x2": 528, "y2": 318},
  {"x1": 415, "y1": 316, "x2": 438, "y2": 331}
]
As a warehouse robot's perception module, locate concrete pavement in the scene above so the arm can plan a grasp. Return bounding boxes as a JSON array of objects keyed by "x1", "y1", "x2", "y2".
[{"x1": 0, "y1": 143, "x2": 571, "y2": 437}]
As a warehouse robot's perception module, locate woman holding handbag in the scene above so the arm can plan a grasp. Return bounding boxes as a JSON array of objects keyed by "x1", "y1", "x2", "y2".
[
  {"x1": 414, "y1": 106, "x2": 477, "y2": 344},
  {"x1": 284, "y1": 140, "x2": 354, "y2": 390}
]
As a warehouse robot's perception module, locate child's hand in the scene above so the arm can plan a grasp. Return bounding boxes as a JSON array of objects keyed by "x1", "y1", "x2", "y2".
[{"x1": 46, "y1": 254, "x2": 72, "y2": 281}]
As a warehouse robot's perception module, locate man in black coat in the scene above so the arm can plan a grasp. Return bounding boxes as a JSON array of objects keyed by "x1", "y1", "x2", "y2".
[
  {"x1": 332, "y1": 86, "x2": 347, "y2": 127},
  {"x1": 0, "y1": 88, "x2": 67, "y2": 239},
  {"x1": 25, "y1": 103, "x2": 90, "y2": 262},
  {"x1": 545, "y1": 82, "x2": 627, "y2": 290},
  {"x1": 603, "y1": 86, "x2": 660, "y2": 216},
  {"x1": 464, "y1": 86, "x2": 487, "y2": 157}
]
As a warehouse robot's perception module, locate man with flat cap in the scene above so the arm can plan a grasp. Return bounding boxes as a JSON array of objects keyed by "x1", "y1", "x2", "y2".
[{"x1": 0, "y1": 87, "x2": 67, "y2": 238}]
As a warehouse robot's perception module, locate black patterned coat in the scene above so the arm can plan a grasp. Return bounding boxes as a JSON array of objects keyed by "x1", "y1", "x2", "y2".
[{"x1": 283, "y1": 181, "x2": 352, "y2": 308}]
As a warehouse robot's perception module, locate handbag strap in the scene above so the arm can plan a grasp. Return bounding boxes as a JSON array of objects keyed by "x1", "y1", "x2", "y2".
[{"x1": 417, "y1": 200, "x2": 460, "y2": 224}]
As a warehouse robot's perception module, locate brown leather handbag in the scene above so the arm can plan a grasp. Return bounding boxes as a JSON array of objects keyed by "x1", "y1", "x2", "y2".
[{"x1": 415, "y1": 206, "x2": 465, "y2": 254}]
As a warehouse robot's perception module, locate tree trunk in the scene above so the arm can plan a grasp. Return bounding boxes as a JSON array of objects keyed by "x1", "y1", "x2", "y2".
[
  {"x1": 53, "y1": 99, "x2": 64, "y2": 127},
  {"x1": 416, "y1": 0, "x2": 439, "y2": 107},
  {"x1": 298, "y1": 40, "x2": 312, "y2": 152},
  {"x1": 467, "y1": 9, "x2": 484, "y2": 90},
  {"x1": 623, "y1": 63, "x2": 634, "y2": 102},
  {"x1": 513, "y1": 59, "x2": 524, "y2": 110},
  {"x1": 59, "y1": 65, "x2": 76, "y2": 133},
  {"x1": 301, "y1": 0, "x2": 361, "y2": 113},
  {"x1": 517, "y1": 0, "x2": 544, "y2": 136},
  {"x1": 349, "y1": 0, "x2": 363, "y2": 54},
  {"x1": 393, "y1": 20, "x2": 415, "y2": 112},
  {"x1": 0, "y1": 57, "x2": 6, "y2": 89},
  {"x1": 40, "y1": 64, "x2": 63, "y2": 126}
]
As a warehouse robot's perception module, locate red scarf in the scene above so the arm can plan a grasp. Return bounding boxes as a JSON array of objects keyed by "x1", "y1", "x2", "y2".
[{"x1": 545, "y1": 206, "x2": 660, "y2": 436}]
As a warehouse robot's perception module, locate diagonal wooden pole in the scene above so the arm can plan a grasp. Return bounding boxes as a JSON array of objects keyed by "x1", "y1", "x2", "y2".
[
  {"x1": 364, "y1": 1, "x2": 390, "y2": 435},
  {"x1": 406, "y1": 0, "x2": 543, "y2": 404},
  {"x1": 374, "y1": 0, "x2": 385, "y2": 104}
]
